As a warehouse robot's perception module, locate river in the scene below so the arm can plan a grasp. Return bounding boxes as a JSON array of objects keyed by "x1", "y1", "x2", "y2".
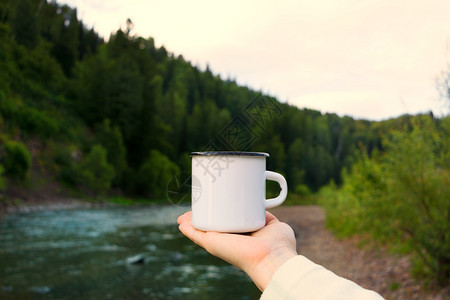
[{"x1": 0, "y1": 205, "x2": 260, "y2": 299}]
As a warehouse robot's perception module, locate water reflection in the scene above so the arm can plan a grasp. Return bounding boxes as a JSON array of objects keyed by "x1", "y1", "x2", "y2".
[{"x1": 0, "y1": 205, "x2": 260, "y2": 299}]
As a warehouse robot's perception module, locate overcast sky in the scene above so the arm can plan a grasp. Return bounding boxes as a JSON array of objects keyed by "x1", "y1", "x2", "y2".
[{"x1": 60, "y1": 0, "x2": 450, "y2": 120}]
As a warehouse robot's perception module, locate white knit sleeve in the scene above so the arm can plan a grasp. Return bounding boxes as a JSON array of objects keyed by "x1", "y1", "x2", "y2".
[{"x1": 260, "y1": 255, "x2": 384, "y2": 300}]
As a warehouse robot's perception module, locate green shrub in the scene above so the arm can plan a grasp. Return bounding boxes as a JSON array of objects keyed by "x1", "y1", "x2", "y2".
[
  {"x1": 79, "y1": 145, "x2": 114, "y2": 196},
  {"x1": 294, "y1": 184, "x2": 312, "y2": 196},
  {"x1": 0, "y1": 96, "x2": 60, "y2": 138},
  {"x1": 55, "y1": 146, "x2": 81, "y2": 187},
  {"x1": 18, "y1": 107, "x2": 59, "y2": 138},
  {"x1": 381, "y1": 118, "x2": 449, "y2": 285},
  {"x1": 137, "y1": 149, "x2": 180, "y2": 198},
  {"x1": 2, "y1": 140, "x2": 32, "y2": 180},
  {"x1": 321, "y1": 116, "x2": 450, "y2": 285},
  {"x1": 95, "y1": 119, "x2": 126, "y2": 182}
]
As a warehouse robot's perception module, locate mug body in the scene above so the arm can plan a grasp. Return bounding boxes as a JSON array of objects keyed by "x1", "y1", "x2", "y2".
[{"x1": 191, "y1": 152, "x2": 268, "y2": 232}]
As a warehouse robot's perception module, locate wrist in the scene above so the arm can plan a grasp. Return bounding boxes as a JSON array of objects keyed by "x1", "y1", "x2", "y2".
[{"x1": 249, "y1": 246, "x2": 297, "y2": 291}]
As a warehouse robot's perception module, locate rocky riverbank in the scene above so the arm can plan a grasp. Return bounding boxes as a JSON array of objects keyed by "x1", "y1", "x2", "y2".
[{"x1": 0, "y1": 198, "x2": 111, "y2": 215}]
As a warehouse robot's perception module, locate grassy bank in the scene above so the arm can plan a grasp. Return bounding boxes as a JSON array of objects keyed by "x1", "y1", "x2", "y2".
[{"x1": 318, "y1": 118, "x2": 449, "y2": 287}]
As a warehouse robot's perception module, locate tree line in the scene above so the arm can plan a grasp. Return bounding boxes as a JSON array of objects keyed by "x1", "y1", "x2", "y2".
[{"x1": 0, "y1": 0, "x2": 445, "y2": 200}]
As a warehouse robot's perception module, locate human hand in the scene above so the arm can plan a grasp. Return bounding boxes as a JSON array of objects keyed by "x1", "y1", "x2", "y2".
[{"x1": 177, "y1": 211, "x2": 297, "y2": 291}]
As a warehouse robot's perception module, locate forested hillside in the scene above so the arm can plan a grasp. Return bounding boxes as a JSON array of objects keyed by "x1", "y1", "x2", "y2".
[{"x1": 0, "y1": 0, "x2": 445, "y2": 200}]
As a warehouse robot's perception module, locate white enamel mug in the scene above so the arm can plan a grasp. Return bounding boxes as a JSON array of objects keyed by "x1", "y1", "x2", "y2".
[{"x1": 190, "y1": 151, "x2": 288, "y2": 233}]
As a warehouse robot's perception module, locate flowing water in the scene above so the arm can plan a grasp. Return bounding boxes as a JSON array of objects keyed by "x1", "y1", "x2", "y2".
[{"x1": 0, "y1": 205, "x2": 260, "y2": 299}]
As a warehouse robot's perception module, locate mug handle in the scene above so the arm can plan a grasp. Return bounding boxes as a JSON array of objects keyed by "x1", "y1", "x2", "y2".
[{"x1": 265, "y1": 171, "x2": 288, "y2": 208}]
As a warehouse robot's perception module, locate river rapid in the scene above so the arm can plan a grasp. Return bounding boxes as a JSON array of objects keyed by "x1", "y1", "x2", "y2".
[{"x1": 0, "y1": 205, "x2": 260, "y2": 299}]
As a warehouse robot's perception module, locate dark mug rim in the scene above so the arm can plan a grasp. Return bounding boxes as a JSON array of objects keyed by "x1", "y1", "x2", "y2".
[{"x1": 190, "y1": 151, "x2": 269, "y2": 157}]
